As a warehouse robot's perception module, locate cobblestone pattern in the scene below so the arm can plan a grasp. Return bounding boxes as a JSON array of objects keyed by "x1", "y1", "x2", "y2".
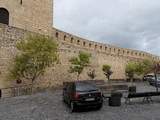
[{"x1": 0, "y1": 83, "x2": 159, "y2": 120}]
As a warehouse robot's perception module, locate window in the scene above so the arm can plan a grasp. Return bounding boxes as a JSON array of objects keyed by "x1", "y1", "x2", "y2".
[
  {"x1": 64, "y1": 35, "x2": 66, "y2": 41},
  {"x1": 139, "y1": 53, "x2": 141, "y2": 56},
  {"x1": 55, "y1": 32, "x2": 58, "y2": 38},
  {"x1": 83, "y1": 42, "x2": 86, "y2": 46},
  {"x1": 95, "y1": 45, "x2": 97, "y2": 49},
  {"x1": 77, "y1": 40, "x2": 80, "y2": 45},
  {"x1": 71, "y1": 37, "x2": 73, "y2": 43},
  {"x1": 20, "y1": 0, "x2": 23, "y2": 5},
  {"x1": 76, "y1": 82, "x2": 98, "y2": 92},
  {"x1": 89, "y1": 43, "x2": 92, "y2": 47},
  {"x1": 0, "y1": 8, "x2": 9, "y2": 25}
]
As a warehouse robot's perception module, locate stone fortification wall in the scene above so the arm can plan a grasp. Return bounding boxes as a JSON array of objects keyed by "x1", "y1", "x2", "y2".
[{"x1": 0, "y1": 23, "x2": 160, "y2": 88}]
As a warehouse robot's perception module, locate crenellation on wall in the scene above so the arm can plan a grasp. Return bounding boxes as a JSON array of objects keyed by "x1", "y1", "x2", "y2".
[{"x1": 52, "y1": 28, "x2": 158, "y2": 60}]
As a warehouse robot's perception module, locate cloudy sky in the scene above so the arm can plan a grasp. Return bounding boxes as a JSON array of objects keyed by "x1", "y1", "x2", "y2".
[{"x1": 54, "y1": 0, "x2": 160, "y2": 56}]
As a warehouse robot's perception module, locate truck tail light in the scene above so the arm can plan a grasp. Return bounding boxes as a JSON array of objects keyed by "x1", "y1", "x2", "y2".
[
  {"x1": 74, "y1": 92, "x2": 80, "y2": 100},
  {"x1": 96, "y1": 92, "x2": 102, "y2": 97}
]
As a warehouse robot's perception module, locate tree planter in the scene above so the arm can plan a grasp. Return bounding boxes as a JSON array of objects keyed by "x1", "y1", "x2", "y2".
[
  {"x1": 129, "y1": 86, "x2": 136, "y2": 94},
  {"x1": 109, "y1": 92, "x2": 122, "y2": 107}
]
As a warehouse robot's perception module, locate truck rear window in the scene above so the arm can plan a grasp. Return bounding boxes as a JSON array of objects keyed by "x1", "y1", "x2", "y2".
[{"x1": 75, "y1": 82, "x2": 98, "y2": 92}]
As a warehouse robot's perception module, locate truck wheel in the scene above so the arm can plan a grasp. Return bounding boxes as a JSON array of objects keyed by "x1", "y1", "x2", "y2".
[
  {"x1": 97, "y1": 103, "x2": 103, "y2": 110},
  {"x1": 63, "y1": 97, "x2": 66, "y2": 103}
]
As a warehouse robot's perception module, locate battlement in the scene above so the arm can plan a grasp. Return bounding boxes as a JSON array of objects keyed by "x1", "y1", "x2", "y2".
[{"x1": 52, "y1": 28, "x2": 160, "y2": 62}]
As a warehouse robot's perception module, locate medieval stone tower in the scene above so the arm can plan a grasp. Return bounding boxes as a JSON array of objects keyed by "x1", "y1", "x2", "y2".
[{"x1": 0, "y1": 0, "x2": 53, "y2": 34}]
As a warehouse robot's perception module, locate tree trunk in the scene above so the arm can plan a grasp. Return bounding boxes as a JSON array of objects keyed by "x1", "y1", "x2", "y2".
[
  {"x1": 31, "y1": 74, "x2": 37, "y2": 94},
  {"x1": 154, "y1": 72, "x2": 158, "y2": 92},
  {"x1": 77, "y1": 73, "x2": 80, "y2": 81},
  {"x1": 31, "y1": 81, "x2": 33, "y2": 94},
  {"x1": 131, "y1": 77, "x2": 134, "y2": 86},
  {"x1": 108, "y1": 76, "x2": 110, "y2": 81},
  {"x1": 31, "y1": 79, "x2": 35, "y2": 94},
  {"x1": 107, "y1": 75, "x2": 111, "y2": 84}
]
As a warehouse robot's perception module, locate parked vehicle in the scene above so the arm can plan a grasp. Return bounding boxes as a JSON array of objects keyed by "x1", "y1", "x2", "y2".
[
  {"x1": 143, "y1": 74, "x2": 155, "y2": 81},
  {"x1": 148, "y1": 76, "x2": 156, "y2": 86},
  {"x1": 146, "y1": 74, "x2": 160, "y2": 87},
  {"x1": 63, "y1": 81, "x2": 103, "y2": 112}
]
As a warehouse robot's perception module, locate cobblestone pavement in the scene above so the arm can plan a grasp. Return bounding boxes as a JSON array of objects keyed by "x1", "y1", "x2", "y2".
[{"x1": 0, "y1": 82, "x2": 160, "y2": 120}]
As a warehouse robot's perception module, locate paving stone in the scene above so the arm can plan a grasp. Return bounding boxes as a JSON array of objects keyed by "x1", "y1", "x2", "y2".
[{"x1": 0, "y1": 82, "x2": 159, "y2": 120}]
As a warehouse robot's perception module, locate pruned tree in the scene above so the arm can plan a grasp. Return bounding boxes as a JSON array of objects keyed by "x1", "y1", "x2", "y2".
[
  {"x1": 69, "y1": 51, "x2": 91, "y2": 80},
  {"x1": 9, "y1": 35, "x2": 58, "y2": 86},
  {"x1": 87, "y1": 69, "x2": 96, "y2": 80},
  {"x1": 125, "y1": 62, "x2": 137, "y2": 84},
  {"x1": 138, "y1": 59, "x2": 154, "y2": 75},
  {"x1": 102, "y1": 64, "x2": 113, "y2": 81}
]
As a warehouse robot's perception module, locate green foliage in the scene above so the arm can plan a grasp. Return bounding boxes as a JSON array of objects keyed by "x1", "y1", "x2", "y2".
[
  {"x1": 125, "y1": 59, "x2": 154, "y2": 81},
  {"x1": 9, "y1": 35, "x2": 58, "y2": 82},
  {"x1": 102, "y1": 64, "x2": 113, "y2": 80},
  {"x1": 87, "y1": 69, "x2": 96, "y2": 80},
  {"x1": 69, "y1": 51, "x2": 91, "y2": 80},
  {"x1": 125, "y1": 62, "x2": 137, "y2": 79},
  {"x1": 132, "y1": 59, "x2": 153, "y2": 76},
  {"x1": 139, "y1": 59, "x2": 154, "y2": 75}
]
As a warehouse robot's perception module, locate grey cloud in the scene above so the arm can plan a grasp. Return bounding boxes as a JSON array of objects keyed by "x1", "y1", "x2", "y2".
[{"x1": 54, "y1": 0, "x2": 160, "y2": 55}]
